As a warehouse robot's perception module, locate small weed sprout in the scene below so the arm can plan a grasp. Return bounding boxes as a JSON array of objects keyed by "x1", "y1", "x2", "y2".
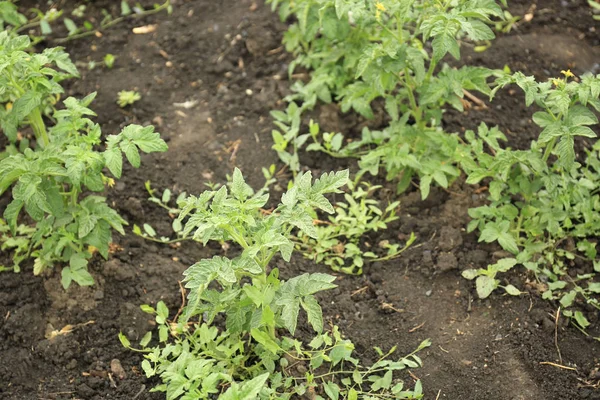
[
  {"x1": 104, "y1": 53, "x2": 115, "y2": 68},
  {"x1": 117, "y1": 90, "x2": 141, "y2": 107}
]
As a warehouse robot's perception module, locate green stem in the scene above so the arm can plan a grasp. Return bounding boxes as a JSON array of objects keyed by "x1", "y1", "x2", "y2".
[
  {"x1": 14, "y1": 17, "x2": 43, "y2": 34},
  {"x1": 71, "y1": 189, "x2": 78, "y2": 207},
  {"x1": 513, "y1": 214, "x2": 524, "y2": 239},
  {"x1": 375, "y1": 20, "x2": 403, "y2": 45},
  {"x1": 28, "y1": 108, "x2": 49, "y2": 147},
  {"x1": 403, "y1": 72, "x2": 422, "y2": 127},
  {"x1": 140, "y1": 236, "x2": 194, "y2": 244},
  {"x1": 542, "y1": 137, "x2": 557, "y2": 163}
]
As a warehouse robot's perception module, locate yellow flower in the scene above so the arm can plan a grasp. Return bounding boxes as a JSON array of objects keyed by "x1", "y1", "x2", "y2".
[
  {"x1": 551, "y1": 78, "x2": 562, "y2": 87},
  {"x1": 103, "y1": 176, "x2": 116, "y2": 188},
  {"x1": 561, "y1": 69, "x2": 574, "y2": 78},
  {"x1": 376, "y1": 2, "x2": 386, "y2": 11}
]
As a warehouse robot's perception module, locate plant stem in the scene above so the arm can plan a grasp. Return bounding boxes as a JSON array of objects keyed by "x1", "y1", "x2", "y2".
[
  {"x1": 28, "y1": 108, "x2": 49, "y2": 147},
  {"x1": 542, "y1": 137, "x2": 557, "y2": 163},
  {"x1": 403, "y1": 71, "x2": 422, "y2": 127}
]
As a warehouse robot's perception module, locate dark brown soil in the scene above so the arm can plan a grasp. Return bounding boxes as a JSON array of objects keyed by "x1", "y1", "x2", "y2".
[{"x1": 1, "y1": 0, "x2": 600, "y2": 399}]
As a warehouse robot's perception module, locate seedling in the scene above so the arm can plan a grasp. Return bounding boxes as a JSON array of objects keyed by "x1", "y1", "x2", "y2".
[
  {"x1": 121, "y1": 168, "x2": 430, "y2": 398},
  {"x1": 462, "y1": 258, "x2": 521, "y2": 299},
  {"x1": 117, "y1": 90, "x2": 141, "y2": 107},
  {"x1": 495, "y1": 10, "x2": 521, "y2": 33},
  {"x1": 104, "y1": 53, "x2": 115, "y2": 68}
]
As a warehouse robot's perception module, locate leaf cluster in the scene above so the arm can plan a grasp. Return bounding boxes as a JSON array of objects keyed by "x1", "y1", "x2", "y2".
[
  {"x1": 0, "y1": 93, "x2": 167, "y2": 287},
  {"x1": 295, "y1": 181, "x2": 411, "y2": 274},
  {"x1": 268, "y1": 0, "x2": 504, "y2": 199},
  {"x1": 458, "y1": 72, "x2": 600, "y2": 330},
  {"x1": 0, "y1": 31, "x2": 78, "y2": 144}
]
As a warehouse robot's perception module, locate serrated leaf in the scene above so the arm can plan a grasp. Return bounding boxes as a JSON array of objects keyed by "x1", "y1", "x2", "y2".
[
  {"x1": 120, "y1": 140, "x2": 141, "y2": 168},
  {"x1": 104, "y1": 148, "x2": 123, "y2": 178},
  {"x1": 301, "y1": 295, "x2": 323, "y2": 333}
]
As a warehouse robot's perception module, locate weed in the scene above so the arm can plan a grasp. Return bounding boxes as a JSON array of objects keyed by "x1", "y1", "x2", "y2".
[
  {"x1": 295, "y1": 180, "x2": 414, "y2": 275},
  {"x1": 117, "y1": 90, "x2": 141, "y2": 108},
  {"x1": 104, "y1": 53, "x2": 115, "y2": 69}
]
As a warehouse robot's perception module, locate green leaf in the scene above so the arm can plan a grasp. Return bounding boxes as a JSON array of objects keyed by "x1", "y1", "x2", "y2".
[
  {"x1": 461, "y1": 269, "x2": 478, "y2": 280},
  {"x1": 301, "y1": 295, "x2": 323, "y2": 333},
  {"x1": 432, "y1": 32, "x2": 460, "y2": 61},
  {"x1": 476, "y1": 275, "x2": 498, "y2": 299},
  {"x1": 120, "y1": 140, "x2": 141, "y2": 168},
  {"x1": 139, "y1": 331, "x2": 152, "y2": 347},
  {"x1": 556, "y1": 135, "x2": 575, "y2": 168},
  {"x1": 371, "y1": 370, "x2": 393, "y2": 391},
  {"x1": 140, "y1": 304, "x2": 155, "y2": 314},
  {"x1": 121, "y1": 125, "x2": 168, "y2": 153},
  {"x1": 70, "y1": 253, "x2": 88, "y2": 270},
  {"x1": 118, "y1": 332, "x2": 131, "y2": 348},
  {"x1": 121, "y1": 0, "x2": 132, "y2": 15},
  {"x1": 64, "y1": 18, "x2": 78, "y2": 35},
  {"x1": 231, "y1": 167, "x2": 254, "y2": 200},
  {"x1": 11, "y1": 91, "x2": 42, "y2": 121},
  {"x1": 104, "y1": 148, "x2": 123, "y2": 178},
  {"x1": 4, "y1": 199, "x2": 24, "y2": 233},
  {"x1": 559, "y1": 290, "x2": 577, "y2": 308},
  {"x1": 78, "y1": 213, "x2": 98, "y2": 238},
  {"x1": 280, "y1": 297, "x2": 300, "y2": 335},
  {"x1": 348, "y1": 388, "x2": 358, "y2": 400},
  {"x1": 156, "y1": 301, "x2": 169, "y2": 324},
  {"x1": 573, "y1": 311, "x2": 590, "y2": 328},
  {"x1": 462, "y1": 20, "x2": 495, "y2": 41},
  {"x1": 143, "y1": 223, "x2": 156, "y2": 237},
  {"x1": 504, "y1": 285, "x2": 521, "y2": 296},
  {"x1": 221, "y1": 372, "x2": 269, "y2": 400},
  {"x1": 250, "y1": 328, "x2": 281, "y2": 354},
  {"x1": 323, "y1": 381, "x2": 340, "y2": 400}
]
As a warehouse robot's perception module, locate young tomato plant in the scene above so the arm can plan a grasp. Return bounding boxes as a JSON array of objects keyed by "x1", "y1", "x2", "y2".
[
  {"x1": 268, "y1": 0, "x2": 504, "y2": 198},
  {"x1": 0, "y1": 32, "x2": 78, "y2": 147},
  {"x1": 122, "y1": 169, "x2": 430, "y2": 399},
  {"x1": 0, "y1": 93, "x2": 167, "y2": 287},
  {"x1": 458, "y1": 71, "x2": 600, "y2": 332}
]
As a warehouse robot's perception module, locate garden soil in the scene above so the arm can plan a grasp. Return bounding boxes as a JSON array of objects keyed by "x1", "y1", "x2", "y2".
[{"x1": 1, "y1": 0, "x2": 600, "y2": 399}]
